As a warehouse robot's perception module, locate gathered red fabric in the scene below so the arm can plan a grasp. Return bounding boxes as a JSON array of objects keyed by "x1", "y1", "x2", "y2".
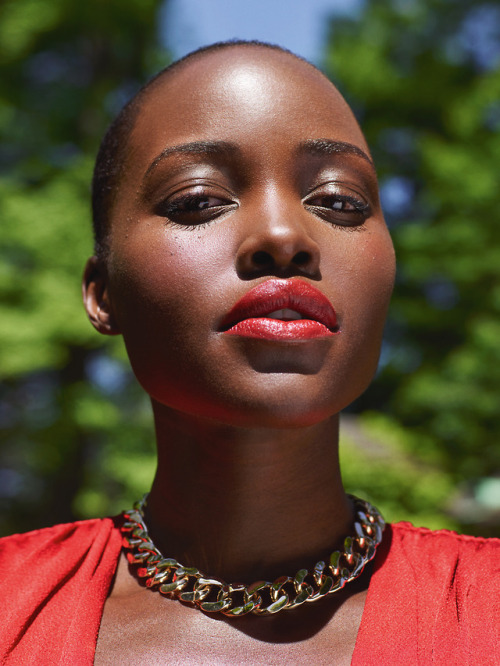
[
  {"x1": 0, "y1": 517, "x2": 122, "y2": 665},
  {"x1": 0, "y1": 519, "x2": 498, "y2": 664},
  {"x1": 351, "y1": 523, "x2": 500, "y2": 664}
]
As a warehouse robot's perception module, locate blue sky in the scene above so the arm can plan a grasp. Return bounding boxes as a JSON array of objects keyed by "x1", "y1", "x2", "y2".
[{"x1": 161, "y1": 0, "x2": 363, "y2": 65}]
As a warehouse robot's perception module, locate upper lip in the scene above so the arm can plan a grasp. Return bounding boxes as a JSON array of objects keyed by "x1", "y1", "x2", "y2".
[{"x1": 220, "y1": 279, "x2": 338, "y2": 331}]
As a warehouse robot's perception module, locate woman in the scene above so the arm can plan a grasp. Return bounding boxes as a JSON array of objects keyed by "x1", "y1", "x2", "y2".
[{"x1": 1, "y1": 42, "x2": 498, "y2": 664}]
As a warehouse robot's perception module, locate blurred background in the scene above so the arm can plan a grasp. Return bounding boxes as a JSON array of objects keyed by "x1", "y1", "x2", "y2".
[{"x1": 1, "y1": 0, "x2": 499, "y2": 537}]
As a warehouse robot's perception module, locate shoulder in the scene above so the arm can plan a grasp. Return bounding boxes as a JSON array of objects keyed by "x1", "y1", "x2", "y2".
[
  {"x1": 389, "y1": 520, "x2": 500, "y2": 544},
  {"x1": 0, "y1": 518, "x2": 123, "y2": 664},
  {"x1": 390, "y1": 520, "x2": 499, "y2": 543},
  {"x1": 378, "y1": 522, "x2": 500, "y2": 604},
  {"x1": 0, "y1": 516, "x2": 116, "y2": 542},
  {"x1": 388, "y1": 521, "x2": 500, "y2": 562},
  {"x1": 354, "y1": 523, "x2": 499, "y2": 663},
  {"x1": 0, "y1": 516, "x2": 122, "y2": 565}
]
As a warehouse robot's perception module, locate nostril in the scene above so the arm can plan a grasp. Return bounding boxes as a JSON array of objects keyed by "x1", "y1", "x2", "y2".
[
  {"x1": 293, "y1": 251, "x2": 310, "y2": 266},
  {"x1": 252, "y1": 250, "x2": 273, "y2": 267}
]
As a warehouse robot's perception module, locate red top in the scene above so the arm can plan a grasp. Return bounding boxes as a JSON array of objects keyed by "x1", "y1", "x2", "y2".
[{"x1": 0, "y1": 519, "x2": 498, "y2": 664}]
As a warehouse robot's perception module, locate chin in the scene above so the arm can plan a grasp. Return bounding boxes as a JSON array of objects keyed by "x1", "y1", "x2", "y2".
[
  {"x1": 151, "y1": 372, "x2": 370, "y2": 430},
  {"x1": 136, "y1": 337, "x2": 381, "y2": 430}
]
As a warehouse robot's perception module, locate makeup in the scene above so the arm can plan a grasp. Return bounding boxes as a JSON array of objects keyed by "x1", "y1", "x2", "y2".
[{"x1": 220, "y1": 279, "x2": 339, "y2": 341}]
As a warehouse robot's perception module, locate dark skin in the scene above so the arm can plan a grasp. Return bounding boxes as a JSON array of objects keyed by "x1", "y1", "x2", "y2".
[{"x1": 83, "y1": 46, "x2": 395, "y2": 664}]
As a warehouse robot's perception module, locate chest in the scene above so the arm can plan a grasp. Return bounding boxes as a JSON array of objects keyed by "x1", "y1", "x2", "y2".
[{"x1": 94, "y1": 585, "x2": 367, "y2": 665}]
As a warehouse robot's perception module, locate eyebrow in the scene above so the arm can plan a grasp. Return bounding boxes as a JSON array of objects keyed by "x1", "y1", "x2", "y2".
[
  {"x1": 143, "y1": 137, "x2": 375, "y2": 184},
  {"x1": 144, "y1": 141, "x2": 240, "y2": 180},
  {"x1": 297, "y1": 139, "x2": 374, "y2": 167}
]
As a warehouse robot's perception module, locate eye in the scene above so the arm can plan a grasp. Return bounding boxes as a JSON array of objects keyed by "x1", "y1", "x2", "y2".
[
  {"x1": 155, "y1": 187, "x2": 237, "y2": 226},
  {"x1": 303, "y1": 184, "x2": 371, "y2": 227}
]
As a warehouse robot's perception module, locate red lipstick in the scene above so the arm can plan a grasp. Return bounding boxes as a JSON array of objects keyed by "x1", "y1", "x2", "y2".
[{"x1": 220, "y1": 279, "x2": 339, "y2": 341}]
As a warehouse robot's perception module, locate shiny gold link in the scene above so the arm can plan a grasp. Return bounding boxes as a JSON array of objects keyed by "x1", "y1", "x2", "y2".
[
  {"x1": 200, "y1": 599, "x2": 233, "y2": 612},
  {"x1": 246, "y1": 580, "x2": 267, "y2": 596},
  {"x1": 353, "y1": 521, "x2": 365, "y2": 539},
  {"x1": 160, "y1": 577, "x2": 187, "y2": 594},
  {"x1": 241, "y1": 587, "x2": 263, "y2": 614},
  {"x1": 293, "y1": 569, "x2": 307, "y2": 587},
  {"x1": 307, "y1": 574, "x2": 334, "y2": 601},
  {"x1": 198, "y1": 580, "x2": 233, "y2": 613},
  {"x1": 266, "y1": 594, "x2": 289, "y2": 614},
  {"x1": 220, "y1": 583, "x2": 259, "y2": 616},
  {"x1": 329, "y1": 550, "x2": 341, "y2": 576},
  {"x1": 250, "y1": 581, "x2": 290, "y2": 615},
  {"x1": 270, "y1": 575, "x2": 291, "y2": 598},
  {"x1": 287, "y1": 584, "x2": 313, "y2": 608},
  {"x1": 145, "y1": 571, "x2": 170, "y2": 587},
  {"x1": 345, "y1": 551, "x2": 364, "y2": 578},
  {"x1": 313, "y1": 560, "x2": 326, "y2": 587},
  {"x1": 223, "y1": 600, "x2": 259, "y2": 616}
]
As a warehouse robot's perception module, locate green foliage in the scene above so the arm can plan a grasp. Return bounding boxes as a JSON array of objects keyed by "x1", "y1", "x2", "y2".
[
  {"x1": 0, "y1": 161, "x2": 95, "y2": 375},
  {"x1": 0, "y1": 0, "x2": 167, "y2": 535},
  {"x1": 326, "y1": 0, "x2": 500, "y2": 532},
  {"x1": 340, "y1": 413, "x2": 459, "y2": 532}
]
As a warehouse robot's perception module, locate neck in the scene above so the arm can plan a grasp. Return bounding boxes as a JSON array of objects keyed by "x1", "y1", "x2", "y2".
[{"x1": 145, "y1": 402, "x2": 353, "y2": 583}]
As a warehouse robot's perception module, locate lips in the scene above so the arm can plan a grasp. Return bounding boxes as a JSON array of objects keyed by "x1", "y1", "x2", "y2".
[{"x1": 220, "y1": 279, "x2": 339, "y2": 341}]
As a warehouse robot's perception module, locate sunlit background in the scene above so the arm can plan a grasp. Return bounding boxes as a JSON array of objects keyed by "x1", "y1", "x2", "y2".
[{"x1": 1, "y1": 0, "x2": 500, "y2": 537}]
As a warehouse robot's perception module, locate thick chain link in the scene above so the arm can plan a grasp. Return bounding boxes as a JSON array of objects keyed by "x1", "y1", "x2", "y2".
[{"x1": 121, "y1": 494, "x2": 385, "y2": 617}]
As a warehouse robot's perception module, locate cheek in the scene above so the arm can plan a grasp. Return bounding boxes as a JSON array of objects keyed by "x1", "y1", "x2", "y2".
[
  {"x1": 355, "y1": 229, "x2": 395, "y2": 310},
  {"x1": 109, "y1": 226, "x2": 226, "y2": 318},
  {"x1": 105, "y1": 229, "x2": 235, "y2": 397},
  {"x1": 360, "y1": 228, "x2": 396, "y2": 321},
  {"x1": 334, "y1": 224, "x2": 395, "y2": 307},
  {"x1": 333, "y1": 227, "x2": 395, "y2": 379}
]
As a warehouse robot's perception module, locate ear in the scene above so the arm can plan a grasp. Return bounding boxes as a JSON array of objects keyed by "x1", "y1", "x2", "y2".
[{"x1": 82, "y1": 256, "x2": 121, "y2": 335}]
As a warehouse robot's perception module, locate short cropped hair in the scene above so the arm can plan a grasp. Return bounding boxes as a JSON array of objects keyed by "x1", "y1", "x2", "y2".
[{"x1": 91, "y1": 40, "x2": 312, "y2": 258}]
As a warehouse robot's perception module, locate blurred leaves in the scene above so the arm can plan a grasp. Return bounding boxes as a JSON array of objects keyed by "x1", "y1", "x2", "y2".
[
  {"x1": 0, "y1": 0, "x2": 167, "y2": 534},
  {"x1": 0, "y1": 161, "x2": 95, "y2": 374},
  {"x1": 339, "y1": 413, "x2": 459, "y2": 532}
]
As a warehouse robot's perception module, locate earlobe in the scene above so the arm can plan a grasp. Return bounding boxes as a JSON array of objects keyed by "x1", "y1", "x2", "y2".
[{"x1": 82, "y1": 256, "x2": 121, "y2": 335}]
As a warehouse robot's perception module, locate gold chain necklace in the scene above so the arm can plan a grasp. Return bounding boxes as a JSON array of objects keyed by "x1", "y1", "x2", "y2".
[{"x1": 121, "y1": 494, "x2": 385, "y2": 617}]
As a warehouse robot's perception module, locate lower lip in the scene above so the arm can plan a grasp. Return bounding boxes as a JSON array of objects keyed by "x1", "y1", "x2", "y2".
[{"x1": 224, "y1": 318, "x2": 337, "y2": 341}]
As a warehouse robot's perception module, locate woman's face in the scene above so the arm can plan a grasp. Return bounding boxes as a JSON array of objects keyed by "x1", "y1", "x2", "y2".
[{"x1": 90, "y1": 47, "x2": 396, "y2": 427}]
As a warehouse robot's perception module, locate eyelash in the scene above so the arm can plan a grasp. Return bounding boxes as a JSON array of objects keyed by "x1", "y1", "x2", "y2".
[
  {"x1": 154, "y1": 193, "x2": 236, "y2": 227},
  {"x1": 303, "y1": 191, "x2": 371, "y2": 228},
  {"x1": 308, "y1": 194, "x2": 368, "y2": 213},
  {"x1": 155, "y1": 187, "x2": 371, "y2": 229}
]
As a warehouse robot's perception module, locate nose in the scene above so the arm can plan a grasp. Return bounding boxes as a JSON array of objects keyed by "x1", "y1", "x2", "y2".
[{"x1": 235, "y1": 199, "x2": 321, "y2": 279}]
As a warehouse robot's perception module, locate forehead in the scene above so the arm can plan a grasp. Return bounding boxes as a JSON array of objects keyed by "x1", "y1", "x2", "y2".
[{"x1": 127, "y1": 47, "x2": 369, "y2": 163}]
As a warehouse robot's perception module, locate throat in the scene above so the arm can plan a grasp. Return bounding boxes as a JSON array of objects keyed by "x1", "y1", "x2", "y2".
[{"x1": 146, "y1": 407, "x2": 348, "y2": 583}]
